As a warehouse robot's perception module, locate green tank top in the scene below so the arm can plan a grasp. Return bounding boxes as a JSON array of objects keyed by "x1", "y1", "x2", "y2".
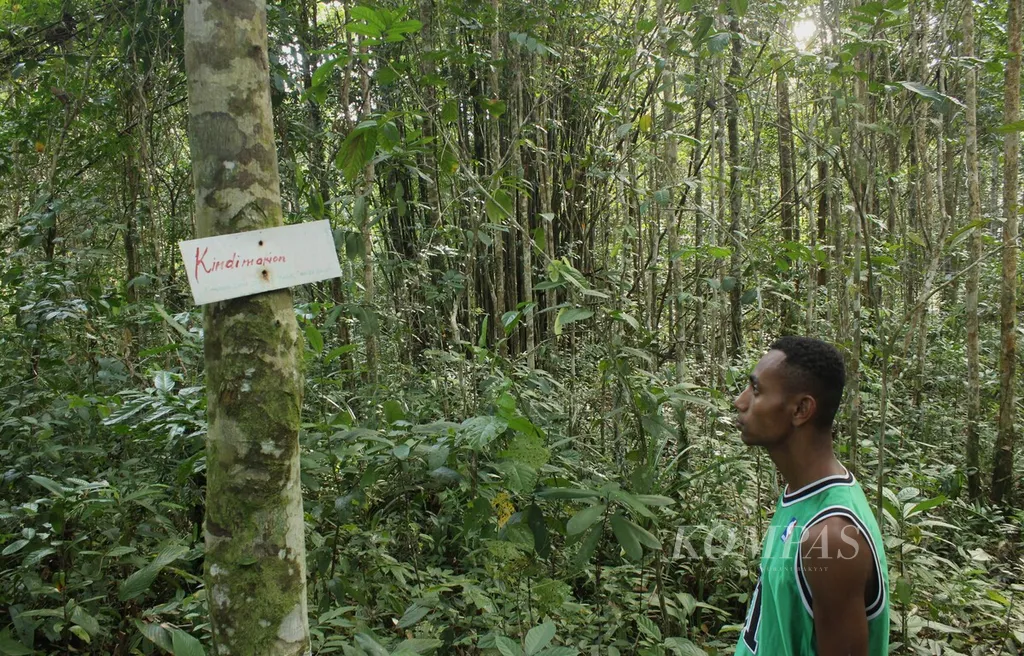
[{"x1": 734, "y1": 468, "x2": 890, "y2": 655}]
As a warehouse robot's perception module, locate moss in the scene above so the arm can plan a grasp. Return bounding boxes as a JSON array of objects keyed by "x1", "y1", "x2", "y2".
[{"x1": 203, "y1": 291, "x2": 308, "y2": 654}]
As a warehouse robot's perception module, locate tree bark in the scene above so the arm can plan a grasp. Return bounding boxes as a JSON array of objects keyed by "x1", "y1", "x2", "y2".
[
  {"x1": 992, "y1": 0, "x2": 1021, "y2": 506},
  {"x1": 963, "y1": 0, "x2": 983, "y2": 501},
  {"x1": 183, "y1": 0, "x2": 310, "y2": 653},
  {"x1": 726, "y1": 12, "x2": 743, "y2": 360}
]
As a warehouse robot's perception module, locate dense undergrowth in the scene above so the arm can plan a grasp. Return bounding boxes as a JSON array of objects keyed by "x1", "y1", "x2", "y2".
[{"x1": 1, "y1": 294, "x2": 1022, "y2": 656}]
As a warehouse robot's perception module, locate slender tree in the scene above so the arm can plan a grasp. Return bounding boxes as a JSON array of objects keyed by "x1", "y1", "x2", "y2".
[
  {"x1": 964, "y1": 0, "x2": 983, "y2": 501},
  {"x1": 183, "y1": 0, "x2": 310, "y2": 653},
  {"x1": 992, "y1": 0, "x2": 1021, "y2": 506}
]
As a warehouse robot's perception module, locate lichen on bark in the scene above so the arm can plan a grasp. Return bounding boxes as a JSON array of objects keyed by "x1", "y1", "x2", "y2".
[{"x1": 184, "y1": 0, "x2": 311, "y2": 654}]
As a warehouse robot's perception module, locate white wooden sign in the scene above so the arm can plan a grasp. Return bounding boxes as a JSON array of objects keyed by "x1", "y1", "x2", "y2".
[{"x1": 179, "y1": 220, "x2": 342, "y2": 305}]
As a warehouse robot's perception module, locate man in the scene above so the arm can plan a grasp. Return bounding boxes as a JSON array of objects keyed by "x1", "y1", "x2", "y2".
[{"x1": 733, "y1": 336, "x2": 889, "y2": 655}]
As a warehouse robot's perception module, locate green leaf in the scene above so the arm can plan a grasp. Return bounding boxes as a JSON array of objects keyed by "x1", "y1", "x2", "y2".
[
  {"x1": 526, "y1": 504, "x2": 551, "y2": 558},
  {"x1": 28, "y1": 475, "x2": 65, "y2": 496},
  {"x1": 536, "y1": 487, "x2": 601, "y2": 500},
  {"x1": 611, "y1": 490, "x2": 654, "y2": 519},
  {"x1": 691, "y1": 16, "x2": 714, "y2": 46},
  {"x1": 525, "y1": 622, "x2": 556, "y2": 656},
  {"x1": 481, "y1": 98, "x2": 508, "y2": 117},
  {"x1": 572, "y1": 524, "x2": 603, "y2": 569},
  {"x1": 69, "y1": 625, "x2": 91, "y2": 644},
  {"x1": 392, "y1": 444, "x2": 411, "y2": 460},
  {"x1": 336, "y1": 125, "x2": 378, "y2": 183},
  {"x1": 383, "y1": 399, "x2": 405, "y2": 423},
  {"x1": 567, "y1": 503, "x2": 606, "y2": 536},
  {"x1": 349, "y1": 6, "x2": 385, "y2": 29},
  {"x1": 2, "y1": 539, "x2": 30, "y2": 556},
  {"x1": 610, "y1": 513, "x2": 659, "y2": 560},
  {"x1": 986, "y1": 589, "x2": 1010, "y2": 606},
  {"x1": 119, "y1": 544, "x2": 189, "y2": 602},
  {"x1": 494, "y1": 460, "x2": 538, "y2": 494},
  {"x1": 634, "y1": 495, "x2": 675, "y2": 507},
  {"x1": 732, "y1": 0, "x2": 747, "y2": 16},
  {"x1": 135, "y1": 620, "x2": 173, "y2": 652},
  {"x1": 554, "y1": 308, "x2": 593, "y2": 336},
  {"x1": 486, "y1": 189, "x2": 513, "y2": 224},
  {"x1": 495, "y1": 636, "x2": 524, "y2": 656},
  {"x1": 637, "y1": 615, "x2": 662, "y2": 642},
  {"x1": 397, "y1": 603, "x2": 431, "y2": 629},
  {"x1": 325, "y1": 344, "x2": 358, "y2": 364},
  {"x1": 993, "y1": 120, "x2": 1024, "y2": 133},
  {"x1": 70, "y1": 605, "x2": 101, "y2": 637},
  {"x1": 610, "y1": 513, "x2": 642, "y2": 560},
  {"x1": 537, "y1": 649, "x2": 578, "y2": 656},
  {"x1": 899, "y1": 81, "x2": 965, "y2": 108},
  {"x1": 895, "y1": 576, "x2": 912, "y2": 605},
  {"x1": 0, "y1": 631, "x2": 34, "y2": 656},
  {"x1": 441, "y1": 100, "x2": 459, "y2": 124},
  {"x1": 394, "y1": 638, "x2": 443, "y2": 654},
  {"x1": 678, "y1": 0, "x2": 696, "y2": 11},
  {"x1": 305, "y1": 324, "x2": 324, "y2": 353},
  {"x1": 459, "y1": 415, "x2": 509, "y2": 450},
  {"x1": 533, "y1": 226, "x2": 546, "y2": 252},
  {"x1": 311, "y1": 55, "x2": 348, "y2": 89},
  {"x1": 663, "y1": 637, "x2": 707, "y2": 655},
  {"x1": 169, "y1": 628, "x2": 205, "y2": 656},
  {"x1": 355, "y1": 633, "x2": 391, "y2": 656},
  {"x1": 707, "y1": 32, "x2": 731, "y2": 54},
  {"x1": 906, "y1": 495, "x2": 945, "y2": 517}
]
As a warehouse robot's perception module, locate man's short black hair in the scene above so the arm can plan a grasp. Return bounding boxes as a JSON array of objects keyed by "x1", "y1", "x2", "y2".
[{"x1": 769, "y1": 336, "x2": 845, "y2": 429}]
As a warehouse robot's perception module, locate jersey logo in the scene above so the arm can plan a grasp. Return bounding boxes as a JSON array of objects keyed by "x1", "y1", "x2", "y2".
[{"x1": 780, "y1": 517, "x2": 798, "y2": 542}]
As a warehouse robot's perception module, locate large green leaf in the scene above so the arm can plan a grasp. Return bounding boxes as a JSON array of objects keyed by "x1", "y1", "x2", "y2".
[
  {"x1": 336, "y1": 122, "x2": 378, "y2": 182},
  {"x1": 554, "y1": 308, "x2": 593, "y2": 336},
  {"x1": 572, "y1": 524, "x2": 603, "y2": 569},
  {"x1": 397, "y1": 602, "x2": 431, "y2": 629},
  {"x1": 567, "y1": 503, "x2": 606, "y2": 535},
  {"x1": 169, "y1": 628, "x2": 205, "y2": 656},
  {"x1": 494, "y1": 460, "x2": 538, "y2": 494},
  {"x1": 663, "y1": 637, "x2": 707, "y2": 655},
  {"x1": 610, "y1": 513, "x2": 643, "y2": 560},
  {"x1": 459, "y1": 415, "x2": 508, "y2": 450},
  {"x1": 119, "y1": 544, "x2": 189, "y2": 601},
  {"x1": 135, "y1": 620, "x2": 173, "y2": 653},
  {"x1": 526, "y1": 504, "x2": 551, "y2": 558},
  {"x1": 525, "y1": 622, "x2": 556, "y2": 656},
  {"x1": 486, "y1": 189, "x2": 513, "y2": 224},
  {"x1": 0, "y1": 631, "x2": 33, "y2": 656},
  {"x1": 495, "y1": 636, "x2": 524, "y2": 656}
]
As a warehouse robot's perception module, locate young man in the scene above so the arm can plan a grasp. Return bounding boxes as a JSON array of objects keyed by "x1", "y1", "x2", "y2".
[{"x1": 733, "y1": 336, "x2": 889, "y2": 655}]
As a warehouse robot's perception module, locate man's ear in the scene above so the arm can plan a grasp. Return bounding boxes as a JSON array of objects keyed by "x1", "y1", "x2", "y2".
[{"x1": 792, "y1": 394, "x2": 817, "y2": 427}]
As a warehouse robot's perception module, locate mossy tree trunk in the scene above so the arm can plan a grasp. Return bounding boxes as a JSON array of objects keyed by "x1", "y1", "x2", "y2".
[{"x1": 183, "y1": 1, "x2": 310, "y2": 654}]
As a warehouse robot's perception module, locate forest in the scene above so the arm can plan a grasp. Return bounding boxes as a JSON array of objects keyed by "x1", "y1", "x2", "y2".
[{"x1": 0, "y1": 0, "x2": 1022, "y2": 653}]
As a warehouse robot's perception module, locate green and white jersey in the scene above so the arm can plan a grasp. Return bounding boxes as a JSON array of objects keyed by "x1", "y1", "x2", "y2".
[{"x1": 735, "y1": 468, "x2": 890, "y2": 655}]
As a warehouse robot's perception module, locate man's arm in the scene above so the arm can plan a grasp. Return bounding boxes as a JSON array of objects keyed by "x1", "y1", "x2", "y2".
[{"x1": 801, "y1": 517, "x2": 874, "y2": 656}]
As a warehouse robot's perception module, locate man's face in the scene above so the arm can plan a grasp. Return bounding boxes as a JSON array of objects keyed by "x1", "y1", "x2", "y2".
[{"x1": 733, "y1": 350, "x2": 798, "y2": 447}]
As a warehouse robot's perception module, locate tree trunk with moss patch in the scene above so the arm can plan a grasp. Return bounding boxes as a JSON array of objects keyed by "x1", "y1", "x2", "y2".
[{"x1": 183, "y1": 1, "x2": 310, "y2": 654}]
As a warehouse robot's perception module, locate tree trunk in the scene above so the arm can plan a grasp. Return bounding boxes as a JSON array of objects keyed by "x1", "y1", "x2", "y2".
[
  {"x1": 183, "y1": 1, "x2": 310, "y2": 653},
  {"x1": 726, "y1": 12, "x2": 743, "y2": 360},
  {"x1": 359, "y1": 44, "x2": 377, "y2": 383},
  {"x1": 490, "y1": 0, "x2": 506, "y2": 353},
  {"x1": 514, "y1": 50, "x2": 535, "y2": 367},
  {"x1": 992, "y1": 0, "x2": 1021, "y2": 506},
  {"x1": 776, "y1": 57, "x2": 798, "y2": 332},
  {"x1": 964, "y1": 0, "x2": 983, "y2": 501}
]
